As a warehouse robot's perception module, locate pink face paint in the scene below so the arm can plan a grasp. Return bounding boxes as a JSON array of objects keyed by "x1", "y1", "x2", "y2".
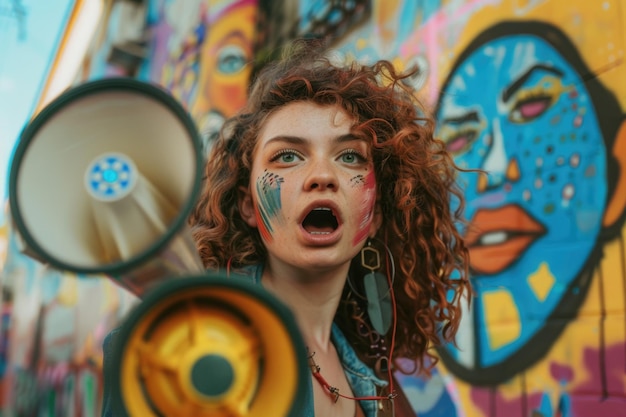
[
  {"x1": 352, "y1": 170, "x2": 377, "y2": 246},
  {"x1": 255, "y1": 170, "x2": 284, "y2": 242}
]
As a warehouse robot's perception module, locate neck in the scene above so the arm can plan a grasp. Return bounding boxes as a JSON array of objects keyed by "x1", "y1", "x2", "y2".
[{"x1": 260, "y1": 259, "x2": 350, "y2": 351}]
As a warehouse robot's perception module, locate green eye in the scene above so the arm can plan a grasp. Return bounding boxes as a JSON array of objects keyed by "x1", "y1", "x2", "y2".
[
  {"x1": 339, "y1": 150, "x2": 366, "y2": 164},
  {"x1": 341, "y1": 153, "x2": 356, "y2": 163},
  {"x1": 271, "y1": 149, "x2": 302, "y2": 163},
  {"x1": 280, "y1": 153, "x2": 296, "y2": 163}
]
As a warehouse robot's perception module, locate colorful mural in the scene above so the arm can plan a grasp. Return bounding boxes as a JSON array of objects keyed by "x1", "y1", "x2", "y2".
[
  {"x1": 1, "y1": 209, "x2": 137, "y2": 415},
  {"x1": 0, "y1": 2, "x2": 133, "y2": 416},
  {"x1": 333, "y1": 0, "x2": 626, "y2": 415},
  {"x1": 153, "y1": 0, "x2": 258, "y2": 151},
  {"x1": 81, "y1": 0, "x2": 259, "y2": 154},
  {"x1": 3, "y1": 1, "x2": 626, "y2": 416},
  {"x1": 2, "y1": 1, "x2": 261, "y2": 415}
]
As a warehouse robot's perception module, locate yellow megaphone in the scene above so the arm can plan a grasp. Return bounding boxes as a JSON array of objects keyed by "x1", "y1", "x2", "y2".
[{"x1": 106, "y1": 275, "x2": 309, "y2": 417}]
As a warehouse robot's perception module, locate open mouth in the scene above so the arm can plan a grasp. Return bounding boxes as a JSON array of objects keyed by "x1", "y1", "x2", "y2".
[{"x1": 302, "y1": 208, "x2": 339, "y2": 235}]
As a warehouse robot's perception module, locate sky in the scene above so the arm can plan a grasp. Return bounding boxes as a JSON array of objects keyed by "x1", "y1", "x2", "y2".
[{"x1": 0, "y1": 0, "x2": 75, "y2": 225}]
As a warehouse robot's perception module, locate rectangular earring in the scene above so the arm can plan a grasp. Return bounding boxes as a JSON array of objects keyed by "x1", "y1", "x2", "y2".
[{"x1": 361, "y1": 240, "x2": 393, "y2": 336}]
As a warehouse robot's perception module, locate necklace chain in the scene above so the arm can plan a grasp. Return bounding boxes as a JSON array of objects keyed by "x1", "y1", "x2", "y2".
[{"x1": 306, "y1": 348, "x2": 395, "y2": 403}]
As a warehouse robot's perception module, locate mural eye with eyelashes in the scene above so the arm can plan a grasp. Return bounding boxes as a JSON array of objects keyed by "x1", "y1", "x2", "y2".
[
  {"x1": 505, "y1": 73, "x2": 569, "y2": 124},
  {"x1": 509, "y1": 92, "x2": 554, "y2": 123},
  {"x1": 509, "y1": 95, "x2": 553, "y2": 123},
  {"x1": 439, "y1": 116, "x2": 486, "y2": 157},
  {"x1": 217, "y1": 44, "x2": 248, "y2": 74},
  {"x1": 444, "y1": 128, "x2": 480, "y2": 155},
  {"x1": 437, "y1": 113, "x2": 485, "y2": 156}
]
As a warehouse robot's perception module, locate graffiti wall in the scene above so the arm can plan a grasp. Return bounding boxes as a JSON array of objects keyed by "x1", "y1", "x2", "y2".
[
  {"x1": 0, "y1": 2, "x2": 137, "y2": 416},
  {"x1": 81, "y1": 0, "x2": 259, "y2": 154},
  {"x1": 4, "y1": 0, "x2": 625, "y2": 416},
  {"x1": 329, "y1": 0, "x2": 626, "y2": 416},
  {"x1": 88, "y1": 0, "x2": 625, "y2": 414},
  {"x1": 2, "y1": 1, "x2": 262, "y2": 416}
]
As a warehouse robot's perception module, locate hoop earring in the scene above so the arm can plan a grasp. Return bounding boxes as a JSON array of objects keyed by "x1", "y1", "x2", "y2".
[{"x1": 347, "y1": 238, "x2": 395, "y2": 335}]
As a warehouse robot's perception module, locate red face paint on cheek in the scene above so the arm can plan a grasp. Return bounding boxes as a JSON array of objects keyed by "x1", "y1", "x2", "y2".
[
  {"x1": 254, "y1": 204, "x2": 273, "y2": 243},
  {"x1": 352, "y1": 170, "x2": 377, "y2": 246}
]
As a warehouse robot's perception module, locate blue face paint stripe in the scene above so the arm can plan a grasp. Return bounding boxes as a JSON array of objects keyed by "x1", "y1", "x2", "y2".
[{"x1": 255, "y1": 171, "x2": 284, "y2": 234}]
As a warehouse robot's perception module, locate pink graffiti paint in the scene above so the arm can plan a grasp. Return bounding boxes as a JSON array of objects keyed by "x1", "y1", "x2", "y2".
[
  {"x1": 352, "y1": 170, "x2": 377, "y2": 246},
  {"x1": 468, "y1": 342, "x2": 626, "y2": 416},
  {"x1": 399, "y1": 0, "x2": 501, "y2": 105}
]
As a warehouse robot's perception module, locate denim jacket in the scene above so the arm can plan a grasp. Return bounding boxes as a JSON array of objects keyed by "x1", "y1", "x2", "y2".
[
  {"x1": 236, "y1": 264, "x2": 389, "y2": 416},
  {"x1": 101, "y1": 265, "x2": 392, "y2": 417}
]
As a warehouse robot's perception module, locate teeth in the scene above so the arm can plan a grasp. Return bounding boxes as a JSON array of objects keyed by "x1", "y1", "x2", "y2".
[
  {"x1": 479, "y1": 231, "x2": 507, "y2": 245},
  {"x1": 313, "y1": 207, "x2": 332, "y2": 211},
  {"x1": 310, "y1": 231, "x2": 331, "y2": 235}
]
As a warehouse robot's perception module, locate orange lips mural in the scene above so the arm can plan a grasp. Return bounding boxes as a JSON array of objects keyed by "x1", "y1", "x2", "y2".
[{"x1": 465, "y1": 205, "x2": 547, "y2": 275}]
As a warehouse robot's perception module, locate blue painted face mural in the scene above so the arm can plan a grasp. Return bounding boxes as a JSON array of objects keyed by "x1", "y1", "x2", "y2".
[{"x1": 435, "y1": 31, "x2": 608, "y2": 381}]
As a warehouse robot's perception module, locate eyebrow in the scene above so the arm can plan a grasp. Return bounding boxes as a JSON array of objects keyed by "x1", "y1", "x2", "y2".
[
  {"x1": 441, "y1": 111, "x2": 480, "y2": 125},
  {"x1": 263, "y1": 133, "x2": 364, "y2": 148},
  {"x1": 502, "y1": 64, "x2": 564, "y2": 102}
]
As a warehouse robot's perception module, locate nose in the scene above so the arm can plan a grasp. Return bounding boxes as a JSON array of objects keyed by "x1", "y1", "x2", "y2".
[
  {"x1": 303, "y1": 159, "x2": 338, "y2": 191},
  {"x1": 477, "y1": 118, "x2": 520, "y2": 193}
]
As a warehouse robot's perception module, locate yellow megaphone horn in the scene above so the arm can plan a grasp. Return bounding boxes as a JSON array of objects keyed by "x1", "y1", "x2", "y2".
[{"x1": 106, "y1": 275, "x2": 309, "y2": 417}]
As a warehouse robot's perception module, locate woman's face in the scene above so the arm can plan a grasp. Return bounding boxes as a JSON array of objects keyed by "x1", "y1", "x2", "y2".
[{"x1": 241, "y1": 102, "x2": 380, "y2": 273}]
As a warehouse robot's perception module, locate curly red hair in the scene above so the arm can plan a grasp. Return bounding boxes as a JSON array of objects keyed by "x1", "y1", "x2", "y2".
[{"x1": 190, "y1": 40, "x2": 471, "y2": 375}]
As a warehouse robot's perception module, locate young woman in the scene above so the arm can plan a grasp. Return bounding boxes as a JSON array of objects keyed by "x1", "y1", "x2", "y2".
[{"x1": 189, "y1": 40, "x2": 471, "y2": 417}]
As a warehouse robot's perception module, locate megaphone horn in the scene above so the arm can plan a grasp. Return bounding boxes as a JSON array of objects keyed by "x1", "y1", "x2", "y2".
[
  {"x1": 108, "y1": 275, "x2": 309, "y2": 417},
  {"x1": 9, "y1": 78, "x2": 205, "y2": 296}
]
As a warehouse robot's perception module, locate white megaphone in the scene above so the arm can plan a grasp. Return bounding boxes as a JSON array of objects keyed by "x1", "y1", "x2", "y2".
[{"x1": 8, "y1": 78, "x2": 205, "y2": 297}]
